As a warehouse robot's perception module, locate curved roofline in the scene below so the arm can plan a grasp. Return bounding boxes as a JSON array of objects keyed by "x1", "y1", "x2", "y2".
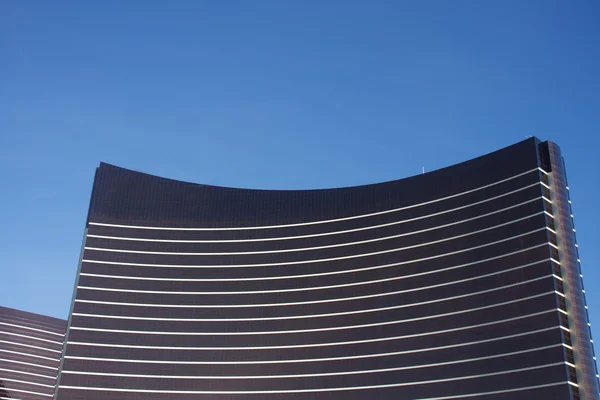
[
  {"x1": 87, "y1": 137, "x2": 545, "y2": 227},
  {"x1": 98, "y1": 137, "x2": 542, "y2": 193}
]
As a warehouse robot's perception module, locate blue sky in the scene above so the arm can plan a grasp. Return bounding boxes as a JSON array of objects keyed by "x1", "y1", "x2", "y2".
[{"x1": 1, "y1": 1, "x2": 599, "y2": 357}]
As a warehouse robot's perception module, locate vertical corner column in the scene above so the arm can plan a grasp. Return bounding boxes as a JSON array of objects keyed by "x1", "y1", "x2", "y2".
[{"x1": 546, "y1": 141, "x2": 599, "y2": 400}]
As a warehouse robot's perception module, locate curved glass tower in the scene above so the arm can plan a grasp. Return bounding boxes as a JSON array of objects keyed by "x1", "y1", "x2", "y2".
[{"x1": 54, "y1": 138, "x2": 599, "y2": 399}]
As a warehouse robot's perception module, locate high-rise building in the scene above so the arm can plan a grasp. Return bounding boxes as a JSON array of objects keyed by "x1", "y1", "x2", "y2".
[
  {"x1": 44, "y1": 138, "x2": 599, "y2": 399},
  {"x1": 0, "y1": 306, "x2": 66, "y2": 400}
]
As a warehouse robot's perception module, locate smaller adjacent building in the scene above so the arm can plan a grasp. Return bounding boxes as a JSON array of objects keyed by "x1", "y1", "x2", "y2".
[{"x1": 0, "y1": 306, "x2": 66, "y2": 400}]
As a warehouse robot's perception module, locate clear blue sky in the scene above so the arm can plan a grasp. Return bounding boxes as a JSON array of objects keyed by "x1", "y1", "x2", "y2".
[{"x1": 1, "y1": 1, "x2": 599, "y2": 356}]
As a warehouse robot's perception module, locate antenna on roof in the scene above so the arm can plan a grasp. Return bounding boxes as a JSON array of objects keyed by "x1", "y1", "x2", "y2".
[{"x1": 422, "y1": 166, "x2": 425, "y2": 174}]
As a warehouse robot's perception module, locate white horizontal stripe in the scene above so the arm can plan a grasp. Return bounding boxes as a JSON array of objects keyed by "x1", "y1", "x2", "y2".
[
  {"x1": 68, "y1": 291, "x2": 554, "y2": 336},
  {"x1": 75, "y1": 270, "x2": 552, "y2": 310},
  {"x1": 416, "y1": 382, "x2": 569, "y2": 400},
  {"x1": 73, "y1": 272, "x2": 553, "y2": 318},
  {"x1": 543, "y1": 196, "x2": 552, "y2": 204},
  {"x1": 0, "y1": 386, "x2": 52, "y2": 397},
  {"x1": 0, "y1": 367, "x2": 55, "y2": 379},
  {"x1": 0, "y1": 339, "x2": 62, "y2": 354},
  {"x1": 88, "y1": 189, "x2": 542, "y2": 243},
  {"x1": 565, "y1": 361, "x2": 576, "y2": 368},
  {"x1": 64, "y1": 326, "x2": 560, "y2": 365},
  {"x1": 0, "y1": 322, "x2": 64, "y2": 337},
  {"x1": 77, "y1": 258, "x2": 551, "y2": 298},
  {"x1": 0, "y1": 348, "x2": 61, "y2": 362},
  {"x1": 549, "y1": 242, "x2": 559, "y2": 250},
  {"x1": 80, "y1": 254, "x2": 552, "y2": 296},
  {"x1": 541, "y1": 181, "x2": 551, "y2": 190},
  {"x1": 60, "y1": 344, "x2": 562, "y2": 379},
  {"x1": 568, "y1": 381, "x2": 579, "y2": 387},
  {"x1": 80, "y1": 242, "x2": 550, "y2": 283},
  {"x1": 57, "y1": 362, "x2": 565, "y2": 394},
  {"x1": 0, "y1": 358, "x2": 57, "y2": 371},
  {"x1": 85, "y1": 211, "x2": 545, "y2": 256},
  {"x1": 0, "y1": 376, "x2": 54, "y2": 388},
  {"x1": 88, "y1": 168, "x2": 541, "y2": 231},
  {"x1": 81, "y1": 227, "x2": 549, "y2": 270},
  {"x1": 76, "y1": 257, "x2": 554, "y2": 309},
  {"x1": 66, "y1": 310, "x2": 558, "y2": 351},
  {"x1": 0, "y1": 329, "x2": 64, "y2": 345},
  {"x1": 75, "y1": 247, "x2": 554, "y2": 312}
]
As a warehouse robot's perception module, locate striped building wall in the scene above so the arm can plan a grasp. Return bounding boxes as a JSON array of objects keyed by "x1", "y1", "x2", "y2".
[
  {"x1": 53, "y1": 137, "x2": 598, "y2": 400},
  {"x1": 0, "y1": 307, "x2": 66, "y2": 400}
]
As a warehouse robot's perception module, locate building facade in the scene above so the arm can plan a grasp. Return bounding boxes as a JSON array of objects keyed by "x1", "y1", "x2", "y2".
[
  {"x1": 0, "y1": 306, "x2": 66, "y2": 400},
  {"x1": 51, "y1": 138, "x2": 598, "y2": 399}
]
